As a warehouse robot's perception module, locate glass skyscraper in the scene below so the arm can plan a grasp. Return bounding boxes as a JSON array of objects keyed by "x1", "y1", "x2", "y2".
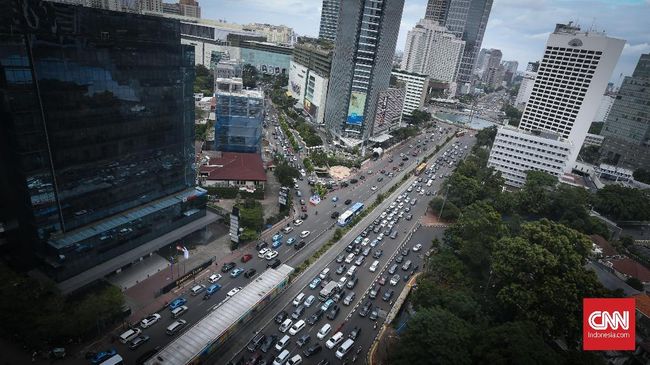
[
  {"x1": 318, "y1": 0, "x2": 341, "y2": 42},
  {"x1": 0, "y1": 0, "x2": 206, "y2": 284},
  {"x1": 425, "y1": 0, "x2": 493, "y2": 85},
  {"x1": 325, "y1": 0, "x2": 405, "y2": 145}
]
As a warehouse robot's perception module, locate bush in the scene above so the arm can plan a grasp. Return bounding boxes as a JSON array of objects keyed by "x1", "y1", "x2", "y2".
[{"x1": 205, "y1": 186, "x2": 264, "y2": 200}]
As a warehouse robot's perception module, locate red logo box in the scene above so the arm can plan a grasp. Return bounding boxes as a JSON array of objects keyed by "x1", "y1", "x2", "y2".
[{"x1": 583, "y1": 298, "x2": 635, "y2": 351}]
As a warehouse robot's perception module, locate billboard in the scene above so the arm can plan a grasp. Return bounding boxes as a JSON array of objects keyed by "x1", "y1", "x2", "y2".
[
  {"x1": 346, "y1": 91, "x2": 366, "y2": 125},
  {"x1": 304, "y1": 98, "x2": 318, "y2": 118}
]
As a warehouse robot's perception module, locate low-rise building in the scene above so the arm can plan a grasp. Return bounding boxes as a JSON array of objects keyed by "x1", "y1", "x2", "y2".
[
  {"x1": 583, "y1": 133, "x2": 605, "y2": 147},
  {"x1": 199, "y1": 152, "x2": 267, "y2": 189}
]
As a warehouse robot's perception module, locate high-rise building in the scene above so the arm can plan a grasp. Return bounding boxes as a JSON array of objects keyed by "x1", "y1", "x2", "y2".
[
  {"x1": 425, "y1": 0, "x2": 493, "y2": 87},
  {"x1": 515, "y1": 69, "x2": 536, "y2": 110},
  {"x1": 391, "y1": 70, "x2": 430, "y2": 119},
  {"x1": 325, "y1": 0, "x2": 405, "y2": 146},
  {"x1": 214, "y1": 78, "x2": 265, "y2": 153},
  {"x1": 289, "y1": 41, "x2": 334, "y2": 124},
  {"x1": 600, "y1": 54, "x2": 650, "y2": 171},
  {"x1": 179, "y1": 0, "x2": 200, "y2": 18},
  {"x1": 319, "y1": 0, "x2": 340, "y2": 42},
  {"x1": 0, "y1": 0, "x2": 207, "y2": 290},
  {"x1": 593, "y1": 94, "x2": 616, "y2": 123},
  {"x1": 488, "y1": 22, "x2": 625, "y2": 187},
  {"x1": 481, "y1": 48, "x2": 502, "y2": 85},
  {"x1": 401, "y1": 19, "x2": 465, "y2": 83},
  {"x1": 501, "y1": 60, "x2": 518, "y2": 85},
  {"x1": 48, "y1": 0, "x2": 121, "y2": 11}
]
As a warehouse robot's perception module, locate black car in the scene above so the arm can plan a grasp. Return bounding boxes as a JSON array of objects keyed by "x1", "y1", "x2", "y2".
[
  {"x1": 344, "y1": 199, "x2": 352, "y2": 205},
  {"x1": 303, "y1": 343, "x2": 323, "y2": 357},
  {"x1": 335, "y1": 264, "x2": 346, "y2": 275},
  {"x1": 247, "y1": 333, "x2": 266, "y2": 352},
  {"x1": 327, "y1": 305, "x2": 340, "y2": 320},
  {"x1": 333, "y1": 289, "x2": 345, "y2": 303},
  {"x1": 401, "y1": 248, "x2": 410, "y2": 256},
  {"x1": 359, "y1": 175, "x2": 365, "y2": 180},
  {"x1": 402, "y1": 156, "x2": 409, "y2": 161},
  {"x1": 377, "y1": 177, "x2": 383, "y2": 182},
  {"x1": 399, "y1": 161, "x2": 405, "y2": 166},
  {"x1": 346, "y1": 244, "x2": 355, "y2": 253},
  {"x1": 382, "y1": 289, "x2": 394, "y2": 302},
  {"x1": 294, "y1": 240, "x2": 306, "y2": 250},
  {"x1": 395, "y1": 255, "x2": 404, "y2": 264},
  {"x1": 359, "y1": 301, "x2": 372, "y2": 317},
  {"x1": 349, "y1": 326, "x2": 362, "y2": 340},
  {"x1": 369, "y1": 307, "x2": 379, "y2": 321},
  {"x1": 300, "y1": 213, "x2": 308, "y2": 220},
  {"x1": 373, "y1": 249, "x2": 383, "y2": 259},
  {"x1": 244, "y1": 268, "x2": 257, "y2": 278},
  {"x1": 256, "y1": 241, "x2": 268, "y2": 250},
  {"x1": 306, "y1": 309, "x2": 324, "y2": 325},
  {"x1": 369, "y1": 285, "x2": 380, "y2": 299},
  {"x1": 331, "y1": 211, "x2": 340, "y2": 219},
  {"x1": 296, "y1": 334, "x2": 311, "y2": 347},
  {"x1": 260, "y1": 334, "x2": 277, "y2": 353},
  {"x1": 350, "y1": 179, "x2": 358, "y2": 184},
  {"x1": 341, "y1": 181, "x2": 349, "y2": 187},
  {"x1": 275, "y1": 311, "x2": 288, "y2": 324},
  {"x1": 353, "y1": 245, "x2": 362, "y2": 255},
  {"x1": 221, "y1": 262, "x2": 236, "y2": 273},
  {"x1": 267, "y1": 258, "x2": 281, "y2": 269}
]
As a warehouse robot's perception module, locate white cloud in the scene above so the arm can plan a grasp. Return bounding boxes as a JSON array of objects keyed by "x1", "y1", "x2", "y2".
[{"x1": 622, "y1": 42, "x2": 650, "y2": 55}]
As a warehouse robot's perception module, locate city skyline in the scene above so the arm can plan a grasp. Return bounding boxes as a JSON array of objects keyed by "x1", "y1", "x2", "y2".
[{"x1": 202, "y1": 0, "x2": 650, "y2": 83}]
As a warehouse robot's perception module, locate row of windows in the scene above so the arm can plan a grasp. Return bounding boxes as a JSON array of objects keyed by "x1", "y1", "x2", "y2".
[
  {"x1": 497, "y1": 133, "x2": 571, "y2": 151},
  {"x1": 493, "y1": 145, "x2": 567, "y2": 163},
  {"x1": 490, "y1": 154, "x2": 564, "y2": 172}
]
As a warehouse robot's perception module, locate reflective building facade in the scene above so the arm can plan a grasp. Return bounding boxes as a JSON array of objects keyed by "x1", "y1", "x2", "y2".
[
  {"x1": 0, "y1": 1, "x2": 206, "y2": 284},
  {"x1": 214, "y1": 78, "x2": 265, "y2": 153}
]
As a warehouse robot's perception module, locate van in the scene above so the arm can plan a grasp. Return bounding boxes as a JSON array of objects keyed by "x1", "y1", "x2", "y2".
[
  {"x1": 293, "y1": 293, "x2": 305, "y2": 306},
  {"x1": 166, "y1": 319, "x2": 187, "y2": 335},
  {"x1": 275, "y1": 334, "x2": 290, "y2": 351},
  {"x1": 402, "y1": 260, "x2": 412, "y2": 271},
  {"x1": 289, "y1": 319, "x2": 306, "y2": 335},
  {"x1": 273, "y1": 349, "x2": 290, "y2": 365},
  {"x1": 317, "y1": 323, "x2": 332, "y2": 340},
  {"x1": 191, "y1": 284, "x2": 205, "y2": 296},
  {"x1": 346, "y1": 265, "x2": 357, "y2": 277},
  {"x1": 279, "y1": 318, "x2": 293, "y2": 333},
  {"x1": 171, "y1": 305, "x2": 188, "y2": 318},
  {"x1": 119, "y1": 328, "x2": 141, "y2": 344},
  {"x1": 335, "y1": 338, "x2": 355, "y2": 359}
]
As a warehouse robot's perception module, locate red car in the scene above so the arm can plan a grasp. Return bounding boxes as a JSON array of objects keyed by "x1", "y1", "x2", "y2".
[
  {"x1": 301, "y1": 206, "x2": 307, "y2": 212},
  {"x1": 241, "y1": 254, "x2": 252, "y2": 263}
]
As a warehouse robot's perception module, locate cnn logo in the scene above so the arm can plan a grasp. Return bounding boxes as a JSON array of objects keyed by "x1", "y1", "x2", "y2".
[
  {"x1": 587, "y1": 310, "x2": 629, "y2": 330},
  {"x1": 583, "y1": 298, "x2": 635, "y2": 351}
]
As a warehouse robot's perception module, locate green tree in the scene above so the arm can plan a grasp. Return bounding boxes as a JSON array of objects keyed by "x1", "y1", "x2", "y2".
[
  {"x1": 626, "y1": 277, "x2": 644, "y2": 291},
  {"x1": 429, "y1": 197, "x2": 461, "y2": 221},
  {"x1": 194, "y1": 64, "x2": 213, "y2": 95},
  {"x1": 242, "y1": 64, "x2": 258, "y2": 88},
  {"x1": 274, "y1": 161, "x2": 299, "y2": 187},
  {"x1": 588, "y1": 121, "x2": 604, "y2": 134},
  {"x1": 411, "y1": 283, "x2": 481, "y2": 322},
  {"x1": 502, "y1": 103, "x2": 522, "y2": 127},
  {"x1": 634, "y1": 168, "x2": 650, "y2": 184},
  {"x1": 474, "y1": 125, "x2": 497, "y2": 147},
  {"x1": 515, "y1": 170, "x2": 557, "y2": 216},
  {"x1": 593, "y1": 185, "x2": 650, "y2": 221},
  {"x1": 426, "y1": 249, "x2": 469, "y2": 287},
  {"x1": 390, "y1": 307, "x2": 473, "y2": 365},
  {"x1": 446, "y1": 173, "x2": 482, "y2": 208},
  {"x1": 579, "y1": 144, "x2": 600, "y2": 164},
  {"x1": 410, "y1": 109, "x2": 432, "y2": 125}
]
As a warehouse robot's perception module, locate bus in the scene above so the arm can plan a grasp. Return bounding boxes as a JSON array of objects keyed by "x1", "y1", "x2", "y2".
[
  {"x1": 337, "y1": 202, "x2": 364, "y2": 227},
  {"x1": 319, "y1": 281, "x2": 340, "y2": 301},
  {"x1": 100, "y1": 355, "x2": 124, "y2": 365},
  {"x1": 415, "y1": 163, "x2": 427, "y2": 176}
]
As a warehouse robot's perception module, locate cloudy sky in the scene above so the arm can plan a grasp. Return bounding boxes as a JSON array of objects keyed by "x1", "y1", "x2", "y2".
[{"x1": 203, "y1": 0, "x2": 650, "y2": 82}]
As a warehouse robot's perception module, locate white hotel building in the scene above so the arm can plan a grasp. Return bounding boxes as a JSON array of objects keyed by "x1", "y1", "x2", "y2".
[
  {"x1": 488, "y1": 22, "x2": 625, "y2": 187},
  {"x1": 391, "y1": 70, "x2": 429, "y2": 118}
]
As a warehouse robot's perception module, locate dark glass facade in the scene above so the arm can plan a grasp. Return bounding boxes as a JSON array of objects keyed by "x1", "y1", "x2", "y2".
[{"x1": 0, "y1": 0, "x2": 206, "y2": 282}]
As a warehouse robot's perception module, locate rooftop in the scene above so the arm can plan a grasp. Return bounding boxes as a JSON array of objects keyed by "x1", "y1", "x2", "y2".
[
  {"x1": 609, "y1": 257, "x2": 650, "y2": 282},
  {"x1": 590, "y1": 234, "x2": 618, "y2": 257},
  {"x1": 200, "y1": 152, "x2": 267, "y2": 181},
  {"x1": 633, "y1": 293, "x2": 650, "y2": 318}
]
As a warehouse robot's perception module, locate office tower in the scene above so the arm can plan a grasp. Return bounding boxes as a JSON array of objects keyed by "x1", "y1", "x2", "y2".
[
  {"x1": 488, "y1": 23, "x2": 625, "y2": 187},
  {"x1": 481, "y1": 48, "x2": 502, "y2": 84},
  {"x1": 593, "y1": 94, "x2": 616, "y2": 123},
  {"x1": 526, "y1": 61, "x2": 540, "y2": 72},
  {"x1": 600, "y1": 54, "x2": 650, "y2": 171},
  {"x1": 373, "y1": 86, "x2": 405, "y2": 137},
  {"x1": 401, "y1": 19, "x2": 465, "y2": 83},
  {"x1": 0, "y1": 0, "x2": 207, "y2": 289},
  {"x1": 48, "y1": 0, "x2": 121, "y2": 11},
  {"x1": 214, "y1": 78, "x2": 265, "y2": 153},
  {"x1": 325, "y1": 0, "x2": 405, "y2": 146},
  {"x1": 391, "y1": 70, "x2": 430, "y2": 119},
  {"x1": 319, "y1": 0, "x2": 340, "y2": 42},
  {"x1": 501, "y1": 60, "x2": 518, "y2": 85},
  {"x1": 425, "y1": 0, "x2": 493, "y2": 87},
  {"x1": 179, "y1": 0, "x2": 200, "y2": 18},
  {"x1": 289, "y1": 41, "x2": 334, "y2": 124},
  {"x1": 515, "y1": 69, "x2": 536, "y2": 109}
]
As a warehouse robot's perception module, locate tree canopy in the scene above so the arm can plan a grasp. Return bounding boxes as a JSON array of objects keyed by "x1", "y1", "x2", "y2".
[
  {"x1": 273, "y1": 160, "x2": 299, "y2": 187},
  {"x1": 634, "y1": 168, "x2": 650, "y2": 184},
  {"x1": 410, "y1": 109, "x2": 432, "y2": 125},
  {"x1": 593, "y1": 185, "x2": 650, "y2": 221}
]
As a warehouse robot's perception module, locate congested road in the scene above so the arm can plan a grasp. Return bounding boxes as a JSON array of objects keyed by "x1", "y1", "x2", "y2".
[{"x1": 215, "y1": 132, "x2": 477, "y2": 365}]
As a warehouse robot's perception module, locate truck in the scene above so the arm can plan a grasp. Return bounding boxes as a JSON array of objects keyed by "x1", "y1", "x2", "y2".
[
  {"x1": 319, "y1": 281, "x2": 340, "y2": 301},
  {"x1": 372, "y1": 147, "x2": 383, "y2": 160}
]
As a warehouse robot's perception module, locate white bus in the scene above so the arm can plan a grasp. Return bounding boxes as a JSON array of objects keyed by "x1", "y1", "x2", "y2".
[{"x1": 337, "y1": 202, "x2": 364, "y2": 227}]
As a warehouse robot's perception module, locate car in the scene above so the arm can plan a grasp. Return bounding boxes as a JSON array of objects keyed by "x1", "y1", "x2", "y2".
[
  {"x1": 247, "y1": 333, "x2": 266, "y2": 352},
  {"x1": 292, "y1": 305, "x2": 306, "y2": 320},
  {"x1": 369, "y1": 285, "x2": 380, "y2": 299},
  {"x1": 303, "y1": 343, "x2": 323, "y2": 357},
  {"x1": 272, "y1": 233, "x2": 283, "y2": 242},
  {"x1": 346, "y1": 276, "x2": 358, "y2": 289},
  {"x1": 370, "y1": 239, "x2": 379, "y2": 247},
  {"x1": 241, "y1": 254, "x2": 253, "y2": 263},
  {"x1": 331, "y1": 211, "x2": 340, "y2": 219},
  {"x1": 326, "y1": 332, "x2": 344, "y2": 349},
  {"x1": 362, "y1": 247, "x2": 371, "y2": 257},
  {"x1": 401, "y1": 248, "x2": 410, "y2": 256},
  {"x1": 306, "y1": 310, "x2": 324, "y2": 326},
  {"x1": 140, "y1": 313, "x2": 161, "y2": 328},
  {"x1": 300, "y1": 213, "x2": 309, "y2": 220},
  {"x1": 294, "y1": 240, "x2": 306, "y2": 250},
  {"x1": 335, "y1": 264, "x2": 347, "y2": 275},
  {"x1": 296, "y1": 334, "x2": 311, "y2": 347},
  {"x1": 275, "y1": 311, "x2": 289, "y2": 324},
  {"x1": 258, "y1": 247, "x2": 271, "y2": 258},
  {"x1": 301, "y1": 206, "x2": 307, "y2": 212},
  {"x1": 344, "y1": 253, "x2": 355, "y2": 264},
  {"x1": 327, "y1": 305, "x2": 340, "y2": 320},
  {"x1": 373, "y1": 249, "x2": 383, "y2": 259},
  {"x1": 272, "y1": 239, "x2": 283, "y2": 249},
  {"x1": 256, "y1": 240, "x2": 269, "y2": 251},
  {"x1": 227, "y1": 287, "x2": 242, "y2": 297},
  {"x1": 304, "y1": 295, "x2": 316, "y2": 308},
  {"x1": 293, "y1": 219, "x2": 303, "y2": 226},
  {"x1": 359, "y1": 175, "x2": 366, "y2": 180},
  {"x1": 369, "y1": 307, "x2": 379, "y2": 321},
  {"x1": 244, "y1": 268, "x2": 257, "y2": 278},
  {"x1": 371, "y1": 186, "x2": 378, "y2": 191},
  {"x1": 333, "y1": 289, "x2": 345, "y2": 303},
  {"x1": 321, "y1": 299, "x2": 335, "y2": 312},
  {"x1": 382, "y1": 289, "x2": 394, "y2": 302},
  {"x1": 377, "y1": 233, "x2": 384, "y2": 241},
  {"x1": 390, "y1": 231, "x2": 398, "y2": 239},
  {"x1": 268, "y1": 258, "x2": 282, "y2": 268},
  {"x1": 354, "y1": 256, "x2": 365, "y2": 266},
  {"x1": 359, "y1": 301, "x2": 372, "y2": 317},
  {"x1": 208, "y1": 273, "x2": 222, "y2": 283},
  {"x1": 299, "y1": 199, "x2": 306, "y2": 205},
  {"x1": 336, "y1": 253, "x2": 345, "y2": 263},
  {"x1": 369, "y1": 260, "x2": 379, "y2": 272},
  {"x1": 90, "y1": 349, "x2": 117, "y2": 364},
  {"x1": 388, "y1": 264, "x2": 398, "y2": 275},
  {"x1": 390, "y1": 274, "x2": 400, "y2": 286},
  {"x1": 413, "y1": 243, "x2": 422, "y2": 252},
  {"x1": 275, "y1": 334, "x2": 291, "y2": 351},
  {"x1": 309, "y1": 277, "x2": 322, "y2": 289},
  {"x1": 221, "y1": 262, "x2": 236, "y2": 273},
  {"x1": 344, "y1": 199, "x2": 352, "y2": 205},
  {"x1": 343, "y1": 292, "x2": 356, "y2": 306},
  {"x1": 349, "y1": 326, "x2": 362, "y2": 340},
  {"x1": 260, "y1": 334, "x2": 277, "y2": 353},
  {"x1": 265, "y1": 250, "x2": 279, "y2": 260},
  {"x1": 169, "y1": 297, "x2": 187, "y2": 310},
  {"x1": 378, "y1": 276, "x2": 387, "y2": 286},
  {"x1": 230, "y1": 267, "x2": 245, "y2": 278},
  {"x1": 300, "y1": 230, "x2": 311, "y2": 238},
  {"x1": 395, "y1": 255, "x2": 404, "y2": 264}
]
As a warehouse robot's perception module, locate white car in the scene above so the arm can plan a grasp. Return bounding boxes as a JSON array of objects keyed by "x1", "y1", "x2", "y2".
[
  {"x1": 300, "y1": 230, "x2": 311, "y2": 238},
  {"x1": 293, "y1": 219, "x2": 303, "y2": 226},
  {"x1": 208, "y1": 273, "x2": 222, "y2": 283},
  {"x1": 140, "y1": 313, "x2": 161, "y2": 328},
  {"x1": 227, "y1": 287, "x2": 242, "y2": 297},
  {"x1": 361, "y1": 238, "x2": 370, "y2": 246},
  {"x1": 369, "y1": 260, "x2": 379, "y2": 272},
  {"x1": 371, "y1": 186, "x2": 378, "y2": 191},
  {"x1": 377, "y1": 233, "x2": 384, "y2": 241},
  {"x1": 258, "y1": 247, "x2": 270, "y2": 258},
  {"x1": 413, "y1": 244, "x2": 422, "y2": 252},
  {"x1": 326, "y1": 332, "x2": 344, "y2": 349},
  {"x1": 344, "y1": 253, "x2": 355, "y2": 264},
  {"x1": 265, "y1": 250, "x2": 279, "y2": 260}
]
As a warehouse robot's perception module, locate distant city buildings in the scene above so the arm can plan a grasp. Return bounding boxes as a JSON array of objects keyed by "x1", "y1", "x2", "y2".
[
  {"x1": 600, "y1": 53, "x2": 650, "y2": 171},
  {"x1": 425, "y1": 0, "x2": 494, "y2": 90},
  {"x1": 501, "y1": 60, "x2": 519, "y2": 85},
  {"x1": 514, "y1": 61, "x2": 540, "y2": 110},
  {"x1": 244, "y1": 23, "x2": 296, "y2": 46},
  {"x1": 214, "y1": 78, "x2": 265, "y2": 153},
  {"x1": 0, "y1": 1, "x2": 207, "y2": 291},
  {"x1": 163, "y1": 0, "x2": 201, "y2": 18},
  {"x1": 488, "y1": 22, "x2": 625, "y2": 187},
  {"x1": 481, "y1": 48, "x2": 502, "y2": 88},
  {"x1": 391, "y1": 70, "x2": 430, "y2": 119},
  {"x1": 401, "y1": 19, "x2": 465, "y2": 84},
  {"x1": 139, "y1": 0, "x2": 162, "y2": 13},
  {"x1": 318, "y1": 0, "x2": 340, "y2": 42},
  {"x1": 288, "y1": 41, "x2": 334, "y2": 125},
  {"x1": 325, "y1": 0, "x2": 404, "y2": 147},
  {"x1": 215, "y1": 60, "x2": 243, "y2": 79}
]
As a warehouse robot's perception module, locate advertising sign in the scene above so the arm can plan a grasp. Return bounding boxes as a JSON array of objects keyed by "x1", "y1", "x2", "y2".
[
  {"x1": 583, "y1": 298, "x2": 635, "y2": 350},
  {"x1": 304, "y1": 99, "x2": 318, "y2": 118},
  {"x1": 229, "y1": 207, "x2": 240, "y2": 243},
  {"x1": 346, "y1": 91, "x2": 366, "y2": 125}
]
